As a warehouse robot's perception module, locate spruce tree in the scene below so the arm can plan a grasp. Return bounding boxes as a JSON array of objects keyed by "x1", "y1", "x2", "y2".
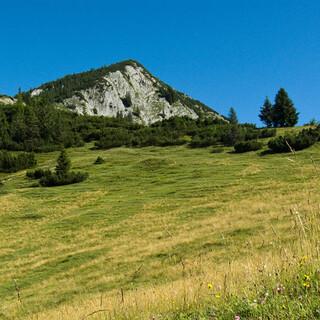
[
  {"x1": 55, "y1": 149, "x2": 71, "y2": 177},
  {"x1": 273, "y1": 88, "x2": 299, "y2": 127},
  {"x1": 259, "y1": 97, "x2": 274, "y2": 127},
  {"x1": 24, "y1": 105, "x2": 40, "y2": 151},
  {"x1": 0, "y1": 110, "x2": 10, "y2": 148},
  {"x1": 11, "y1": 104, "x2": 26, "y2": 144},
  {"x1": 228, "y1": 107, "x2": 238, "y2": 124}
]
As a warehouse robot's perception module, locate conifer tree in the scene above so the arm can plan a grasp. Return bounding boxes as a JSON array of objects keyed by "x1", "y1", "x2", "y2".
[
  {"x1": 0, "y1": 110, "x2": 10, "y2": 148},
  {"x1": 55, "y1": 149, "x2": 71, "y2": 176},
  {"x1": 259, "y1": 97, "x2": 274, "y2": 127},
  {"x1": 11, "y1": 104, "x2": 26, "y2": 144},
  {"x1": 273, "y1": 88, "x2": 299, "y2": 127},
  {"x1": 228, "y1": 107, "x2": 238, "y2": 124},
  {"x1": 24, "y1": 105, "x2": 40, "y2": 151}
]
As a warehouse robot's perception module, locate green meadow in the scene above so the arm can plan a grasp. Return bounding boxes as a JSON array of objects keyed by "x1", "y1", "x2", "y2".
[{"x1": 1, "y1": 128, "x2": 320, "y2": 319}]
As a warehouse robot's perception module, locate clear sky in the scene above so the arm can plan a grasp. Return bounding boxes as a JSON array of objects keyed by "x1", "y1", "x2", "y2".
[{"x1": 1, "y1": 0, "x2": 319, "y2": 124}]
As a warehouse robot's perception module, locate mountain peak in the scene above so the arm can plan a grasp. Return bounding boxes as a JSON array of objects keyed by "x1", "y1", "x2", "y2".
[{"x1": 27, "y1": 60, "x2": 225, "y2": 124}]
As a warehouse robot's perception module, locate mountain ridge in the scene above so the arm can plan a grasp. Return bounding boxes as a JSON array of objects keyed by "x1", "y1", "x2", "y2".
[{"x1": 24, "y1": 60, "x2": 225, "y2": 124}]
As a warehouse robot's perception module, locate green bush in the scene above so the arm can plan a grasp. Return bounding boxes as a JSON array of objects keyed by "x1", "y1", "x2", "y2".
[
  {"x1": 0, "y1": 151, "x2": 36, "y2": 172},
  {"x1": 26, "y1": 168, "x2": 51, "y2": 179},
  {"x1": 268, "y1": 127, "x2": 320, "y2": 153},
  {"x1": 234, "y1": 140, "x2": 263, "y2": 153},
  {"x1": 39, "y1": 171, "x2": 88, "y2": 187},
  {"x1": 258, "y1": 128, "x2": 277, "y2": 138},
  {"x1": 94, "y1": 156, "x2": 105, "y2": 164},
  {"x1": 211, "y1": 147, "x2": 224, "y2": 153}
]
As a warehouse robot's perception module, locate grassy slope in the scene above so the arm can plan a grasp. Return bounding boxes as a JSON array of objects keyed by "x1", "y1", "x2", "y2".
[{"x1": 0, "y1": 127, "x2": 320, "y2": 319}]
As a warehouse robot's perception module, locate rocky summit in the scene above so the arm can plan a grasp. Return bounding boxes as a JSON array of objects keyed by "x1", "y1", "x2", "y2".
[{"x1": 28, "y1": 60, "x2": 225, "y2": 125}]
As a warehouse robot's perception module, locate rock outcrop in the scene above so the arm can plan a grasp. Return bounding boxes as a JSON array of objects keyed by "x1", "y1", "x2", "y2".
[{"x1": 29, "y1": 60, "x2": 225, "y2": 125}]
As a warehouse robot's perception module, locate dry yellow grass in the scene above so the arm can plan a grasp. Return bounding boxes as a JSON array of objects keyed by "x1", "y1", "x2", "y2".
[{"x1": 0, "y1": 143, "x2": 319, "y2": 319}]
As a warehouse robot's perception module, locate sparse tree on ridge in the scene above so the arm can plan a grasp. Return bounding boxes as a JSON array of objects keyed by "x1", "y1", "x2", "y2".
[
  {"x1": 228, "y1": 107, "x2": 238, "y2": 124},
  {"x1": 272, "y1": 88, "x2": 299, "y2": 127},
  {"x1": 259, "y1": 97, "x2": 274, "y2": 128}
]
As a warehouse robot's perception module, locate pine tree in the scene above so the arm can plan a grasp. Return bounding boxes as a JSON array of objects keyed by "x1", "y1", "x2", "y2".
[
  {"x1": 273, "y1": 88, "x2": 299, "y2": 127},
  {"x1": 0, "y1": 110, "x2": 10, "y2": 148},
  {"x1": 55, "y1": 149, "x2": 71, "y2": 176},
  {"x1": 24, "y1": 105, "x2": 40, "y2": 151},
  {"x1": 259, "y1": 97, "x2": 274, "y2": 127},
  {"x1": 228, "y1": 107, "x2": 238, "y2": 124},
  {"x1": 11, "y1": 104, "x2": 26, "y2": 144}
]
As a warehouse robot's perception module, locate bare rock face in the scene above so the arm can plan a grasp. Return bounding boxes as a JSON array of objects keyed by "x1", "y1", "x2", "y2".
[
  {"x1": 29, "y1": 60, "x2": 225, "y2": 125},
  {"x1": 0, "y1": 95, "x2": 16, "y2": 105}
]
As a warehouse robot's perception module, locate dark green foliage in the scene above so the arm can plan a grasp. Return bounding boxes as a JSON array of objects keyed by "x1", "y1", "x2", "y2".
[
  {"x1": 31, "y1": 149, "x2": 89, "y2": 187},
  {"x1": 258, "y1": 128, "x2": 277, "y2": 138},
  {"x1": 39, "y1": 171, "x2": 88, "y2": 187},
  {"x1": 189, "y1": 124, "x2": 264, "y2": 148},
  {"x1": 0, "y1": 110, "x2": 10, "y2": 149},
  {"x1": 94, "y1": 156, "x2": 105, "y2": 164},
  {"x1": 268, "y1": 127, "x2": 320, "y2": 153},
  {"x1": 55, "y1": 149, "x2": 71, "y2": 176},
  {"x1": 272, "y1": 88, "x2": 299, "y2": 127},
  {"x1": 228, "y1": 107, "x2": 238, "y2": 124},
  {"x1": 259, "y1": 97, "x2": 274, "y2": 127},
  {"x1": 259, "y1": 89, "x2": 299, "y2": 128},
  {"x1": 26, "y1": 168, "x2": 51, "y2": 179},
  {"x1": 0, "y1": 98, "x2": 85, "y2": 152},
  {"x1": 0, "y1": 151, "x2": 36, "y2": 173},
  {"x1": 234, "y1": 140, "x2": 263, "y2": 153},
  {"x1": 220, "y1": 124, "x2": 243, "y2": 146},
  {"x1": 158, "y1": 85, "x2": 179, "y2": 104},
  {"x1": 211, "y1": 147, "x2": 224, "y2": 153}
]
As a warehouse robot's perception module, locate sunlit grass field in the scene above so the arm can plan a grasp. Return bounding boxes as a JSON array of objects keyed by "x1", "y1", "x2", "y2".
[{"x1": 1, "y1": 127, "x2": 320, "y2": 319}]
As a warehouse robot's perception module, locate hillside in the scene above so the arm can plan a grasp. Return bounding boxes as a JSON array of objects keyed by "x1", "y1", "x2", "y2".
[
  {"x1": 0, "y1": 94, "x2": 16, "y2": 105},
  {"x1": 25, "y1": 60, "x2": 225, "y2": 125},
  {"x1": 1, "y1": 130, "x2": 320, "y2": 319}
]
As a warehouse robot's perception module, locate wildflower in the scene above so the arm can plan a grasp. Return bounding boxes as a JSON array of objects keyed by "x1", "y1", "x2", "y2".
[
  {"x1": 235, "y1": 316, "x2": 240, "y2": 320},
  {"x1": 207, "y1": 283, "x2": 213, "y2": 290},
  {"x1": 300, "y1": 256, "x2": 309, "y2": 265},
  {"x1": 275, "y1": 284, "x2": 285, "y2": 294},
  {"x1": 303, "y1": 274, "x2": 310, "y2": 281},
  {"x1": 215, "y1": 293, "x2": 221, "y2": 299},
  {"x1": 303, "y1": 281, "x2": 311, "y2": 289}
]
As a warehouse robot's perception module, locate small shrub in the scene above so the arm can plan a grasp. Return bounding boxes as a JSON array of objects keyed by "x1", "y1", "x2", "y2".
[
  {"x1": 268, "y1": 127, "x2": 320, "y2": 153},
  {"x1": 94, "y1": 156, "x2": 105, "y2": 164},
  {"x1": 259, "y1": 128, "x2": 277, "y2": 138},
  {"x1": 0, "y1": 151, "x2": 36, "y2": 173},
  {"x1": 26, "y1": 168, "x2": 51, "y2": 179},
  {"x1": 211, "y1": 147, "x2": 224, "y2": 153},
  {"x1": 234, "y1": 140, "x2": 263, "y2": 153},
  {"x1": 39, "y1": 171, "x2": 88, "y2": 187}
]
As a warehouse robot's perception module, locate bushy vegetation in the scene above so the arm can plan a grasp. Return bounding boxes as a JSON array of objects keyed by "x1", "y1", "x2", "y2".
[
  {"x1": 258, "y1": 127, "x2": 277, "y2": 138},
  {"x1": 26, "y1": 168, "x2": 51, "y2": 179},
  {"x1": 234, "y1": 140, "x2": 263, "y2": 153},
  {"x1": 268, "y1": 127, "x2": 320, "y2": 153},
  {"x1": 94, "y1": 156, "x2": 106, "y2": 164},
  {"x1": 26, "y1": 149, "x2": 88, "y2": 187},
  {"x1": 0, "y1": 151, "x2": 36, "y2": 172},
  {"x1": 0, "y1": 93, "x2": 283, "y2": 154},
  {"x1": 39, "y1": 170, "x2": 88, "y2": 187}
]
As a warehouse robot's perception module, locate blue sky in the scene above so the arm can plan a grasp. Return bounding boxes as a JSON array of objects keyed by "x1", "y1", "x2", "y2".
[{"x1": 1, "y1": 0, "x2": 319, "y2": 124}]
